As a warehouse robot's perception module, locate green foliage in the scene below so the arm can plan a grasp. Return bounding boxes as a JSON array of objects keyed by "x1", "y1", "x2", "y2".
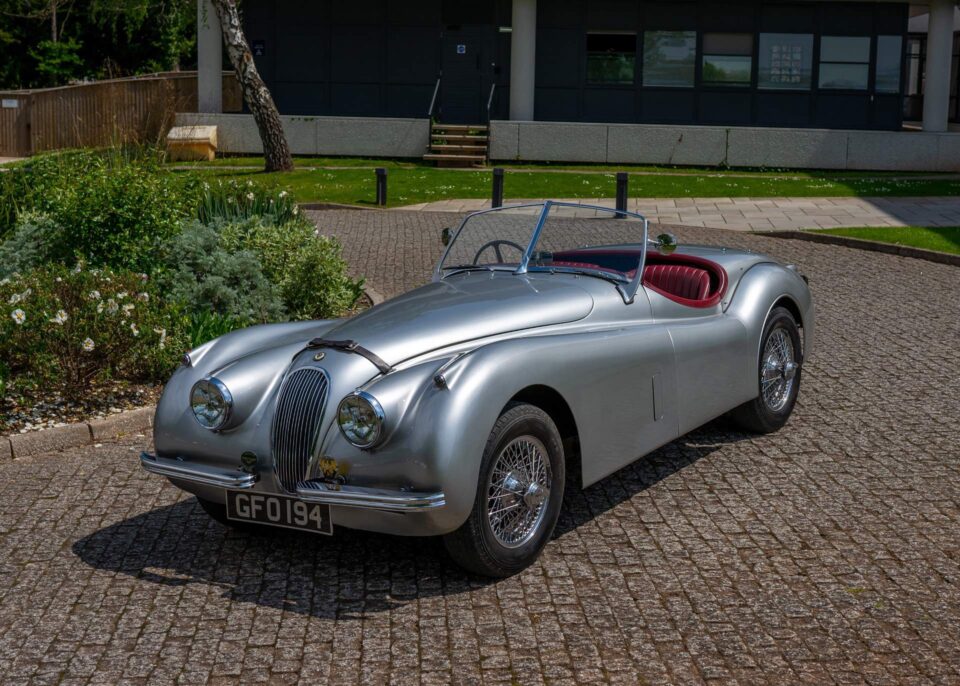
[
  {"x1": 219, "y1": 216, "x2": 364, "y2": 321},
  {"x1": 0, "y1": 1, "x2": 197, "y2": 89},
  {"x1": 28, "y1": 38, "x2": 85, "y2": 86},
  {"x1": 160, "y1": 220, "x2": 286, "y2": 324},
  {"x1": 187, "y1": 311, "x2": 247, "y2": 349},
  {"x1": 0, "y1": 211, "x2": 62, "y2": 277},
  {"x1": 0, "y1": 149, "x2": 200, "y2": 273},
  {"x1": 0, "y1": 264, "x2": 188, "y2": 399},
  {"x1": 198, "y1": 179, "x2": 301, "y2": 225}
]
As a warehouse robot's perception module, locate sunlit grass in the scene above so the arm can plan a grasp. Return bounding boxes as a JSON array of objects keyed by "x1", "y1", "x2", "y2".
[
  {"x1": 175, "y1": 165, "x2": 960, "y2": 208},
  {"x1": 812, "y1": 226, "x2": 960, "y2": 255}
]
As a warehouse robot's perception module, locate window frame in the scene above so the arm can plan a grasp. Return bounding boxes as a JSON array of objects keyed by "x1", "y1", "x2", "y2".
[
  {"x1": 699, "y1": 32, "x2": 755, "y2": 88},
  {"x1": 817, "y1": 35, "x2": 872, "y2": 91},
  {"x1": 585, "y1": 31, "x2": 638, "y2": 87}
]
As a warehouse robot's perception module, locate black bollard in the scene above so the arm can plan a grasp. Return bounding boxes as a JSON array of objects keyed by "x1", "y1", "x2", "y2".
[
  {"x1": 492, "y1": 167, "x2": 505, "y2": 208},
  {"x1": 615, "y1": 172, "x2": 628, "y2": 213},
  {"x1": 375, "y1": 168, "x2": 387, "y2": 206}
]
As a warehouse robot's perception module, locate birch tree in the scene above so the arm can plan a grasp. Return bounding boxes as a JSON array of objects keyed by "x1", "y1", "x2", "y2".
[{"x1": 207, "y1": 0, "x2": 292, "y2": 172}]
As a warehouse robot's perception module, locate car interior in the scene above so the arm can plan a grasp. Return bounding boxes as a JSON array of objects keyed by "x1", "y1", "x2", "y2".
[{"x1": 548, "y1": 248, "x2": 728, "y2": 308}]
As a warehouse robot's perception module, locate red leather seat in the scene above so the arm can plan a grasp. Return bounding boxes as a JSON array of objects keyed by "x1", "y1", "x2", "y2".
[{"x1": 644, "y1": 264, "x2": 711, "y2": 301}]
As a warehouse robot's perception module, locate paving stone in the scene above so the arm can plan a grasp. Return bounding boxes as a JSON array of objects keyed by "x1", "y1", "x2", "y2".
[{"x1": 0, "y1": 211, "x2": 958, "y2": 683}]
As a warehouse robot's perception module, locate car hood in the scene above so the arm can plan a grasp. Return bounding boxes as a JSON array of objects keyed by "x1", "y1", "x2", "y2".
[{"x1": 323, "y1": 273, "x2": 595, "y2": 366}]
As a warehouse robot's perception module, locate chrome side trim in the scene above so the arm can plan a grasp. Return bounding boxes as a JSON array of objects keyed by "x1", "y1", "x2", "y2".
[
  {"x1": 296, "y1": 480, "x2": 446, "y2": 512},
  {"x1": 140, "y1": 452, "x2": 258, "y2": 489}
]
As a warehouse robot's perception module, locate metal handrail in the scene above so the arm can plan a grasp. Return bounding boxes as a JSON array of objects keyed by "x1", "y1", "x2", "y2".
[
  {"x1": 486, "y1": 83, "x2": 497, "y2": 122},
  {"x1": 428, "y1": 77, "x2": 441, "y2": 118}
]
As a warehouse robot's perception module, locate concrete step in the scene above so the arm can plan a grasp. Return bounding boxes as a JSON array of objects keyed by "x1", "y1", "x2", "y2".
[
  {"x1": 432, "y1": 124, "x2": 488, "y2": 132},
  {"x1": 431, "y1": 133, "x2": 489, "y2": 142},
  {"x1": 430, "y1": 144, "x2": 488, "y2": 153}
]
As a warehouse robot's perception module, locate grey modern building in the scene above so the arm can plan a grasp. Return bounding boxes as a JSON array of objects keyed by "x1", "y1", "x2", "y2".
[{"x1": 188, "y1": 0, "x2": 960, "y2": 170}]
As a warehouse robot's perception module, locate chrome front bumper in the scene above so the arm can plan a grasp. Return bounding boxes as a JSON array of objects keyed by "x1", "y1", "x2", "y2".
[
  {"x1": 140, "y1": 452, "x2": 446, "y2": 512},
  {"x1": 140, "y1": 452, "x2": 257, "y2": 489}
]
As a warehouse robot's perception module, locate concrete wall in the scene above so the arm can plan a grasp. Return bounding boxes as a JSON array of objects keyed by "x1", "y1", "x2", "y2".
[
  {"x1": 174, "y1": 113, "x2": 431, "y2": 158},
  {"x1": 490, "y1": 121, "x2": 960, "y2": 172}
]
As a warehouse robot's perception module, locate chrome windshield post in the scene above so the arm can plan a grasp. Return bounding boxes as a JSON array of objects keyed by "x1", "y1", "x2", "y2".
[{"x1": 516, "y1": 201, "x2": 552, "y2": 276}]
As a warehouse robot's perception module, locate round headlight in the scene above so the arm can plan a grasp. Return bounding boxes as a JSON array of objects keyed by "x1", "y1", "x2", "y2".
[
  {"x1": 337, "y1": 392, "x2": 384, "y2": 448},
  {"x1": 190, "y1": 377, "x2": 233, "y2": 431}
]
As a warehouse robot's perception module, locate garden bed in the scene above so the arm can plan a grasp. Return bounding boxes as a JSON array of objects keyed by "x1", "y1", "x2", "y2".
[{"x1": 1, "y1": 382, "x2": 161, "y2": 436}]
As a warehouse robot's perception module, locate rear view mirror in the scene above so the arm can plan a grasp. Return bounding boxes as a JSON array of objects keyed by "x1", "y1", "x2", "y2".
[
  {"x1": 655, "y1": 233, "x2": 678, "y2": 255},
  {"x1": 441, "y1": 227, "x2": 453, "y2": 247}
]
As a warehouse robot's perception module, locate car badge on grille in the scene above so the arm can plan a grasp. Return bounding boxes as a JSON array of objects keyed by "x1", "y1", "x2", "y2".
[{"x1": 313, "y1": 352, "x2": 326, "y2": 361}]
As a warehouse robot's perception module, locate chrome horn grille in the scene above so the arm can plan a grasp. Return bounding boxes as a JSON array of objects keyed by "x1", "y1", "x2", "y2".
[{"x1": 271, "y1": 367, "x2": 329, "y2": 492}]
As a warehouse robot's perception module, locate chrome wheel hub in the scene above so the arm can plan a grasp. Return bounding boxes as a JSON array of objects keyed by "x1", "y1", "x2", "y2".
[
  {"x1": 486, "y1": 436, "x2": 552, "y2": 548},
  {"x1": 761, "y1": 328, "x2": 797, "y2": 412}
]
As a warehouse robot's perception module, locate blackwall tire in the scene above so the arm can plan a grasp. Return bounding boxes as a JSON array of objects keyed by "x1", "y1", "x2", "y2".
[
  {"x1": 443, "y1": 402, "x2": 565, "y2": 577},
  {"x1": 729, "y1": 306, "x2": 803, "y2": 434}
]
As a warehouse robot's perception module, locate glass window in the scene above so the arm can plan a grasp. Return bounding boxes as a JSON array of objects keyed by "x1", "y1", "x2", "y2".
[
  {"x1": 875, "y1": 35, "x2": 903, "y2": 93},
  {"x1": 702, "y1": 33, "x2": 753, "y2": 86},
  {"x1": 587, "y1": 33, "x2": 637, "y2": 85},
  {"x1": 643, "y1": 31, "x2": 697, "y2": 87},
  {"x1": 758, "y1": 33, "x2": 813, "y2": 90},
  {"x1": 819, "y1": 36, "x2": 871, "y2": 89}
]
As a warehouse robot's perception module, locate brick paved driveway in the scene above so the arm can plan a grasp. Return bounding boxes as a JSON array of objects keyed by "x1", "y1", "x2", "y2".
[{"x1": 1, "y1": 210, "x2": 958, "y2": 685}]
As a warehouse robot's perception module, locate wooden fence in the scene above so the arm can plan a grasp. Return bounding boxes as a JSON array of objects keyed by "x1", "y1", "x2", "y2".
[{"x1": 0, "y1": 72, "x2": 241, "y2": 158}]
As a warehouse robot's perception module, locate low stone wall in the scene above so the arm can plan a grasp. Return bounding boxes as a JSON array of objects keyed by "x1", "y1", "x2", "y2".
[
  {"x1": 174, "y1": 113, "x2": 431, "y2": 158},
  {"x1": 490, "y1": 121, "x2": 960, "y2": 172}
]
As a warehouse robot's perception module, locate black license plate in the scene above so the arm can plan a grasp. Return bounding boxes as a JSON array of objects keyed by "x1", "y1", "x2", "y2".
[{"x1": 226, "y1": 490, "x2": 332, "y2": 535}]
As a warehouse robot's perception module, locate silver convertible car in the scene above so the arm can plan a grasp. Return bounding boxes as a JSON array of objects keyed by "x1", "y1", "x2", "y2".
[{"x1": 142, "y1": 202, "x2": 814, "y2": 577}]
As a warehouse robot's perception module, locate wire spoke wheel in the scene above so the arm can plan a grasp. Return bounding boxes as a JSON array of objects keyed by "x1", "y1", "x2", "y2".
[
  {"x1": 761, "y1": 328, "x2": 797, "y2": 412},
  {"x1": 485, "y1": 436, "x2": 552, "y2": 548}
]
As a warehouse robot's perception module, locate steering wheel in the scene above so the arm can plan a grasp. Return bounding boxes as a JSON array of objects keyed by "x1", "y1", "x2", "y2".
[{"x1": 473, "y1": 240, "x2": 526, "y2": 265}]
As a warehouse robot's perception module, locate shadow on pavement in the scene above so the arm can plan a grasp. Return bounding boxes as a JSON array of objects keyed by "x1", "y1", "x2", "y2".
[{"x1": 72, "y1": 421, "x2": 749, "y2": 618}]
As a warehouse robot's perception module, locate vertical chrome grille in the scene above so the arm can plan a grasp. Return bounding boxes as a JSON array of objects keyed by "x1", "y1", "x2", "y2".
[{"x1": 271, "y1": 367, "x2": 329, "y2": 492}]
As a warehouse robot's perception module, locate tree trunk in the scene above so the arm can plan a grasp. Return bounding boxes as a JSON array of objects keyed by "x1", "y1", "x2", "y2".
[{"x1": 208, "y1": 0, "x2": 293, "y2": 172}]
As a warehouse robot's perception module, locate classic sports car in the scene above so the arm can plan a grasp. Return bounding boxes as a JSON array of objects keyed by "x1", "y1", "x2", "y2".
[{"x1": 142, "y1": 202, "x2": 814, "y2": 577}]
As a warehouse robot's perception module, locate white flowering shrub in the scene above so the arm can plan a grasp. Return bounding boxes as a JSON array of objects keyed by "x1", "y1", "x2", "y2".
[{"x1": 0, "y1": 264, "x2": 187, "y2": 399}]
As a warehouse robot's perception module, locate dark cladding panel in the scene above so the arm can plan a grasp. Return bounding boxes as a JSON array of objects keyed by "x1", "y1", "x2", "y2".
[
  {"x1": 644, "y1": 2, "x2": 696, "y2": 30},
  {"x1": 698, "y1": 91, "x2": 752, "y2": 124},
  {"x1": 276, "y1": 34, "x2": 328, "y2": 83},
  {"x1": 442, "y1": 1, "x2": 494, "y2": 26},
  {"x1": 814, "y1": 93, "x2": 871, "y2": 128},
  {"x1": 536, "y1": 29, "x2": 582, "y2": 88},
  {"x1": 331, "y1": 27, "x2": 385, "y2": 82},
  {"x1": 331, "y1": 0, "x2": 385, "y2": 24},
  {"x1": 875, "y1": 3, "x2": 908, "y2": 34},
  {"x1": 538, "y1": 0, "x2": 581, "y2": 28},
  {"x1": 759, "y1": 4, "x2": 816, "y2": 33},
  {"x1": 872, "y1": 95, "x2": 903, "y2": 130},
  {"x1": 387, "y1": 0, "x2": 441, "y2": 26},
  {"x1": 331, "y1": 83, "x2": 383, "y2": 116},
  {"x1": 821, "y1": 4, "x2": 874, "y2": 35},
  {"x1": 387, "y1": 28, "x2": 440, "y2": 84},
  {"x1": 586, "y1": 0, "x2": 639, "y2": 31},
  {"x1": 698, "y1": 3, "x2": 757, "y2": 33},
  {"x1": 274, "y1": 81, "x2": 328, "y2": 115},
  {"x1": 582, "y1": 88, "x2": 636, "y2": 122},
  {"x1": 386, "y1": 84, "x2": 435, "y2": 117},
  {"x1": 756, "y1": 93, "x2": 812, "y2": 126},
  {"x1": 639, "y1": 90, "x2": 696, "y2": 123},
  {"x1": 536, "y1": 88, "x2": 580, "y2": 121}
]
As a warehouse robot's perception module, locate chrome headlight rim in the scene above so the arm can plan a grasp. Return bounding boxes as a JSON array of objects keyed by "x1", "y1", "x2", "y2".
[
  {"x1": 337, "y1": 391, "x2": 385, "y2": 449},
  {"x1": 190, "y1": 377, "x2": 233, "y2": 431}
]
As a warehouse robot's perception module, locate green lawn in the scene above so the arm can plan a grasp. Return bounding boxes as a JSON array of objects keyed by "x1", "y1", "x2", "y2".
[
  {"x1": 812, "y1": 226, "x2": 960, "y2": 255},
  {"x1": 181, "y1": 165, "x2": 960, "y2": 208}
]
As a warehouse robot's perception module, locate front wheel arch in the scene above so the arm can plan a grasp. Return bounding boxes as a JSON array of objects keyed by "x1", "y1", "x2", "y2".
[{"x1": 508, "y1": 384, "x2": 582, "y2": 489}]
